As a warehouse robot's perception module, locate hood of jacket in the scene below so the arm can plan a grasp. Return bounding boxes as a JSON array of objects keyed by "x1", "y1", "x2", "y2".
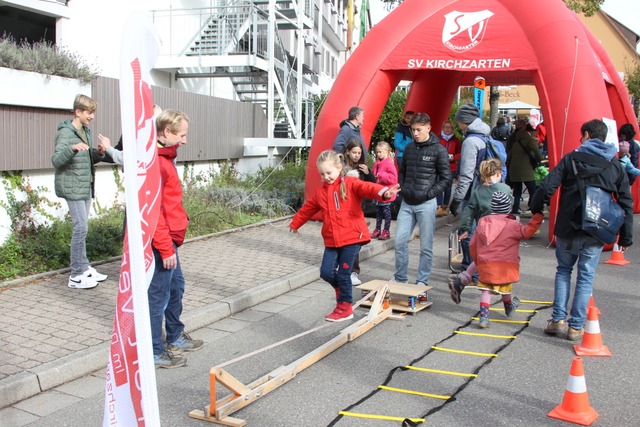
[
  {"x1": 576, "y1": 138, "x2": 617, "y2": 161},
  {"x1": 465, "y1": 118, "x2": 491, "y2": 137},
  {"x1": 475, "y1": 213, "x2": 511, "y2": 246},
  {"x1": 158, "y1": 143, "x2": 179, "y2": 160},
  {"x1": 58, "y1": 119, "x2": 77, "y2": 132},
  {"x1": 339, "y1": 119, "x2": 360, "y2": 131},
  {"x1": 415, "y1": 131, "x2": 440, "y2": 147}
]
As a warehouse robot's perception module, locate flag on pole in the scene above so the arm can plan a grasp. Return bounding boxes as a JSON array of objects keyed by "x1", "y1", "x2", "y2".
[
  {"x1": 103, "y1": 12, "x2": 162, "y2": 427},
  {"x1": 473, "y1": 76, "x2": 486, "y2": 119},
  {"x1": 360, "y1": 0, "x2": 369, "y2": 41}
]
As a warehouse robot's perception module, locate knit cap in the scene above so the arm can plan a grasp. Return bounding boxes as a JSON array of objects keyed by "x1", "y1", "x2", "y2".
[
  {"x1": 491, "y1": 191, "x2": 513, "y2": 215},
  {"x1": 455, "y1": 103, "x2": 479, "y2": 124}
]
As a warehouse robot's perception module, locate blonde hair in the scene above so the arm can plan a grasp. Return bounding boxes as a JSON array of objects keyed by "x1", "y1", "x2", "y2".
[
  {"x1": 73, "y1": 94, "x2": 97, "y2": 113},
  {"x1": 156, "y1": 109, "x2": 189, "y2": 135},
  {"x1": 376, "y1": 141, "x2": 391, "y2": 153},
  {"x1": 317, "y1": 150, "x2": 347, "y2": 200},
  {"x1": 479, "y1": 158, "x2": 503, "y2": 183}
]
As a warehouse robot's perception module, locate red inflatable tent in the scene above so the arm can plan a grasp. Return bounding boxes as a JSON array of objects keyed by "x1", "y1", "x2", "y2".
[{"x1": 305, "y1": 0, "x2": 639, "y2": 239}]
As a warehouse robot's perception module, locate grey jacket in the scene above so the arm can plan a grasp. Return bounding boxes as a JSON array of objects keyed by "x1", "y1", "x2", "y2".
[{"x1": 452, "y1": 118, "x2": 491, "y2": 202}]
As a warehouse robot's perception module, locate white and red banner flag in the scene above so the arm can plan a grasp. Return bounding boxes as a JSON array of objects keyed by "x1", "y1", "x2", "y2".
[{"x1": 103, "y1": 12, "x2": 162, "y2": 427}]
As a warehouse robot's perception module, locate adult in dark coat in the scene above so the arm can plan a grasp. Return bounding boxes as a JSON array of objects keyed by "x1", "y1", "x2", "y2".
[
  {"x1": 531, "y1": 119, "x2": 633, "y2": 341},
  {"x1": 507, "y1": 119, "x2": 544, "y2": 214}
]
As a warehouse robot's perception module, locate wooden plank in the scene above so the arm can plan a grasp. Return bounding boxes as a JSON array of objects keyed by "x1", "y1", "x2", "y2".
[
  {"x1": 215, "y1": 368, "x2": 252, "y2": 396},
  {"x1": 357, "y1": 280, "x2": 432, "y2": 296},
  {"x1": 188, "y1": 409, "x2": 247, "y2": 426},
  {"x1": 216, "y1": 368, "x2": 298, "y2": 419},
  {"x1": 193, "y1": 300, "x2": 391, "y2": 424}
]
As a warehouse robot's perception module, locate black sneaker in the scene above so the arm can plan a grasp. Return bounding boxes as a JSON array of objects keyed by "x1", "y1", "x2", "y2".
[
  {"x1": 504, "y1": 297, "x2": 520, "y2": 317},
  {"x1": 448, "y1": 277, "x2": 463, "y2": 304},
  {"x1": 154, "y1": 350, "x2": 187, "y2": 369}
]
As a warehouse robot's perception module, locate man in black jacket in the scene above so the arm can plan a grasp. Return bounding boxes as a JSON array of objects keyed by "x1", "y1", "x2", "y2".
[
  {"x1": 393, "y1": 113, "x2": 451, "y2": 300},
  {"x1": 531, "y1": 119, "x2": 633, "y2": 341}
]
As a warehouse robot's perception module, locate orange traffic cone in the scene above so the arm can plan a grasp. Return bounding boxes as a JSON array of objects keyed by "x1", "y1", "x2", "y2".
[
  {"x1": 587, "y1": 294, "x2": 601, "y2": 317},
  {"x1": 574, "y1": 306, "x2": 611, "y2": 357},
  {"x1": 605, "y1": 243, "x2": 630, "y2": 266},
  {"x1": 548, "y1": 357, "x2": 599, "y2": 426}
]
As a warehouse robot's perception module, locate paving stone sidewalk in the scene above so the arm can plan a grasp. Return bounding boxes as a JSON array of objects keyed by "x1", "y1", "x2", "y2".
[{"x1": 0, "y1": 216, "x2": 407, "y2": 409}]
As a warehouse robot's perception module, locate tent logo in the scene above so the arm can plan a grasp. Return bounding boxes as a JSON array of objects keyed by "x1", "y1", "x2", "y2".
[{"x1": 442, "y1": 10, "x2": 495, "y2": 52}]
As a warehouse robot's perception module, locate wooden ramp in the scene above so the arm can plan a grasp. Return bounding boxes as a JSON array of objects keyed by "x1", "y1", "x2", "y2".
[
  {"x1": 189, "y1": 283, "x2": 393, "y2": 425},
  {"x1": 357, "y1": 279, "x2": 433, "y2": 314}
]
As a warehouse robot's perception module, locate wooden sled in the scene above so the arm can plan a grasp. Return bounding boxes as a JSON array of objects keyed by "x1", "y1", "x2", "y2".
[
  {"x1": 189, "y1": 284, "x2": 393, "y2": 425},
  {"x1": 357, "y1": 280, "x2": 433, "y2": 314}
]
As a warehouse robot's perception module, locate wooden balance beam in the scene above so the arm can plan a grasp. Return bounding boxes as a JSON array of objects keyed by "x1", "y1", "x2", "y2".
[{"x1": 188, "y1": 283, "x2": 393, "y2": 425}]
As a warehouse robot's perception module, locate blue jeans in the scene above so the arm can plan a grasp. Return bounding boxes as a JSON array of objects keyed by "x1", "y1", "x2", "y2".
[
  {"x1": 148, "y1": 245, "x2": 186, "y2": 355},
  {"x1": 552, "y1": 237, "x2": 603, "y2": 330},
  {"x1": 394, "y1": 198, "x2": 436, "y2": 284},
  {"x1": 319, "y1": 244, "x2": 361, "y2": 303}
]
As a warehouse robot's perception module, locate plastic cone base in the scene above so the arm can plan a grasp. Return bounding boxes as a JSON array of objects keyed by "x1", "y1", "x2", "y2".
[
  {"x1": 574, "y1": 306, "x2": 611, "y2": 357},
  {"x1": 548, "y1": 398, "x2": 599, "y2": 426},
  {"x1": 548, "y1": 357, "x2": 599, "y2": 426},
  {"x1": 605, "y1": 250, "x2": 630, "y2": 266},
  {"x1": 574, "y1": 342, "x2": 612, "y2": 357}
]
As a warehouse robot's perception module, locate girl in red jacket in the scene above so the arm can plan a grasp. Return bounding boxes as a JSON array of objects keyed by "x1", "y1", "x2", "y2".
[
  {"x1": 449, "y1": 191, "x2": 543, "y2": 328},
  {"x1": 290, "y1": 150, "x2": 400, "y2": 322}
]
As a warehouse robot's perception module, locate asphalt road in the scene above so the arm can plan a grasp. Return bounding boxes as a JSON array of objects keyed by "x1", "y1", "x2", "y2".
[{"x1": 16, "y1": 219, "x2": 640, "y2": 427}]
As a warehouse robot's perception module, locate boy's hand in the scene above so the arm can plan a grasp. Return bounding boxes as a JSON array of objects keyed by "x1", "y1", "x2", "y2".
[{"x1": 289, "y1": 226, "x2": 298, "y2": 234}]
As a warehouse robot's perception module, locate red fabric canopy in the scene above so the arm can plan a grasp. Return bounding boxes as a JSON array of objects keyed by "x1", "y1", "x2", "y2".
[{"x1": 306, "y1": 0, "x2": 639, "y2": 238}]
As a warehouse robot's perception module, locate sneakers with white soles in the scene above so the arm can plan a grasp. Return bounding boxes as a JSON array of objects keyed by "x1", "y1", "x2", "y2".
[
  {"x1": 85, "y1": 266, "x2": 108, "y2": 282},
  {"x1": 68, "y1": 274, "x2": 99, "y2": 289}
]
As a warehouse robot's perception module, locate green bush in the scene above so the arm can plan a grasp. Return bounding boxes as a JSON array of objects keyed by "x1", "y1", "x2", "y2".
[
  {"x1": 0, "y1": 33, "x2": 99, "y2": 84},
  {"x1": 0, "y1": 159, "x2": 306, "y2": 281}
]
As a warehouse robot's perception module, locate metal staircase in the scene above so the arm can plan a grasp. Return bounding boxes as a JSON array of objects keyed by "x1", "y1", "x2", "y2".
[{"x1": 151, "y1": 0, "x2": 315, "y2": 140}]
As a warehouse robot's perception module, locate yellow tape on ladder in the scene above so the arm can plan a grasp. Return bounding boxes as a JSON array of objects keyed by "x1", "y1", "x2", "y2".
[
  {"x1": 404, "y1": 365, "x2": 478, "y2": 378},
  {"x1": 378, "y1": 385, "x2": 450, "y2": 400},
  {"x1": 518, "y1": 299, "x2": 553, "y2": 305},
  {"x1": 489, "y1": 307, "x2": 537, "y2": 313},
  {"x1": 339, "y1": 411, "x2": 425, "y2": 423},
  {"x1": 431, "y1": 346, "x2": 497, "y2": 357},
  {"x1": 455, "y1": 330, "x2": 517, "y2": 339},
  {"x1": 470, "y1": 317, "x2": 530, "y2": 324}
]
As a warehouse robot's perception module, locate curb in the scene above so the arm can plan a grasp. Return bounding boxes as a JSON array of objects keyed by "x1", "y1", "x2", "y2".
[{"x1": 0, "y1": 214, "x2": 456, "y2": 409}]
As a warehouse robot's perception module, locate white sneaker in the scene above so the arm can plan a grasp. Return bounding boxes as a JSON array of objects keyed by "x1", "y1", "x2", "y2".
[
  {"x1": 68, "y1": 274, "x2": 99, "y2": 289},
  {"x1": 350, "y1": 272, "x2": 362, "y2": 285},
  {"x1": 85, "y1": 266, "x2": 108, "y2": 282}
]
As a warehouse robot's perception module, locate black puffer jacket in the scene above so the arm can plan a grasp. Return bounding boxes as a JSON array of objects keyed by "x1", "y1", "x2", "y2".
[{"x1": 399, "y1": 132, "x2": 451, "y2": 205}]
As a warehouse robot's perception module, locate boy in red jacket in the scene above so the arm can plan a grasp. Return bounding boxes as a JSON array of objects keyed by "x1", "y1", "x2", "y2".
[{"x1": 149, "y1": 110, "x2": 203, "y2": 368}]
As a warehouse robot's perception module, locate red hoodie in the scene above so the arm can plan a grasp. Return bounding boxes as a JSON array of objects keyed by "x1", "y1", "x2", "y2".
[{"x1": 152, "y1": 144, "x2": 189, "y2": 259}]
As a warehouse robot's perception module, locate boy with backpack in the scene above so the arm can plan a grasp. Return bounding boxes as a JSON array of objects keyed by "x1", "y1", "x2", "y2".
[{"x1": 448, "y1": 103, "x2": 503, "y2": 272}]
